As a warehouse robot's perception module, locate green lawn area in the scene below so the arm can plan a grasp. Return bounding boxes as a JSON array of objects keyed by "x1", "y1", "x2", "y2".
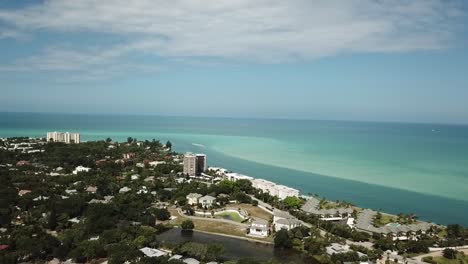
[
  {"x1": 319, "y1": 200, "x2": 340, "y2": 210},
  {"x1": 168, "y1": 208, "x2": 273, "y2": 243},
  {"x1": 216, "y1": 212, "x2": 245, "y2": 223},
  {"x1": 236, "y1": 203, "x2": 272, "y2": 221},
  {"x1": 374, "y1": 212, "x2": 418, "y2": 227},
  {"x1": 318, "y1": 199, "x2": 352, "y2": 210},
  {"x1": 427, "y1": 254, "x2": 468, "y2": 264},
  {"x1": 374, "y1": 214, "x2": 397, "y2": 227}
]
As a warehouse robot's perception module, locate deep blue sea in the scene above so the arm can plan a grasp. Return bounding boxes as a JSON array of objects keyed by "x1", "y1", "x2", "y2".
[{"x1": 1, "y1": 112, "x2": 467, "y2": 225}]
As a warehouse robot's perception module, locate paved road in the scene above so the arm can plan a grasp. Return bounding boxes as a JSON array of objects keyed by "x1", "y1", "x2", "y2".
[
  {"x1": 414, "y1": 248, "x2": 468, "y2": 262},
  {"x1": 377, "y1": 252, "x2": 425, "y2": 264}
]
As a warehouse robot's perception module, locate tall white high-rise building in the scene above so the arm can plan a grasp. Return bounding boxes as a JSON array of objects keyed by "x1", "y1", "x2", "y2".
[
  {"x1": 183, "y1": 153, "x2": 207, "y2": 176},
  {"x1": 183, "y1": 153, "x2": 197, "y2": 176},
  {"x1": 47, "y1": 132, "x2": 81, "y2": 144}
]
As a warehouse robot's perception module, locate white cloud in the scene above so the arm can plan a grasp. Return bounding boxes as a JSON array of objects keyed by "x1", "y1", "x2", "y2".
[
  {"x1": 0, "y1": 28, "x2": 25, "y2": 39},
  {"x1": 0, "y1": 0, "x2": 464, "y2": 78}
]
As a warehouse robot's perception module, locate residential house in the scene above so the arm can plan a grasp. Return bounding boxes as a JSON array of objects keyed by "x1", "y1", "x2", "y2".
[
  {"x1": 249, "y1": 219, "x2": 269, "y2": 237},
  {"x1": 139, "y1": 247, "x2": 168, "y2": 258},
  {"x1": 119, "y1": 187, "x2": 131, "y2": 193},
  {"x1": 273, "y1": 209, "x2": 301, "y2": 231},
  {"x1": 72, "y1": 166, "x2": 91, "y2": 175},
  {"x1": 186, "y1": 193, "x2": 202, "y2": 205},
  {"x1": 199, "y1": 195, "x2": 216, "y2": 208},
  {"x1": 86, "y1": 186, "x2": 97, "y2": 194},
  {"x1": 183, "y1": 258, "x2": 200, "y2": 264},
  {"x1": 18, "y1": 190, "x2": 32, "y2": 196},
  {"x1": 16, "y1": 160, "x2": 30, "y2": 166}
]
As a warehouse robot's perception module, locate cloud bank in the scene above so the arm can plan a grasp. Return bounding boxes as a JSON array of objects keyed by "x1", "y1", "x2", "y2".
[{"x1": 0, "y1": 0, "x2": 464, "y2": 77}]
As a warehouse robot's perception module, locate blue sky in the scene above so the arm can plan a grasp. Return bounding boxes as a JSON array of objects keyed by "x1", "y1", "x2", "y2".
[{"x1": 1, "y1": 0, "x2": 468, "y2": 124}]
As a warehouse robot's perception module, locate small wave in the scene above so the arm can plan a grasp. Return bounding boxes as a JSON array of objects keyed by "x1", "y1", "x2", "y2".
[{"x1": 192, "y1": 143, "x2": 205, "y2": 148}]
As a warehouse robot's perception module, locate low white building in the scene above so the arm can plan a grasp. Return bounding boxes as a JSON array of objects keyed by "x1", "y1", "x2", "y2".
[
  {"x1": 199, "y1": 195, "x2": 216, "y2": 208},
  {"x1": 208, "y1": 167, "x2": 229, "y2": 176},
  {"x1": 169, "y1": 255, "x2": 183, "y2": 261},
  {"x1": 187, "y1": 193, "x2": 202, "y2": 205},
  {"x1": 276, "y1": 185, "x2": 300, "y2": 200},
  {"x1": 225, "y1": 173, "x2": 253, "y2": 182},
  {"x1": 119, "y1": 187, "x2": 131, "y2": 193},
  {"x1": 251, "y1": 179, "x2": 299, "y2": 200},
  {"x1": 183, "y1": 258, "x2": 200, "y2": 264},
  {"x1": 149, "y1": 161, "x2": 166, "y2": 167},
  {"x1": 326, "y1": 243, "x2": 351, "y2": 256},
  {"x1": 249, "y1": 219, "x2": 269, "y2": 237},
  {"x1": 72, "y1": 166, "x2": 91, "y2": 175},
  {"x1": 65, "y1": 189, "x2": 77, "y2": 195},
  {"x1": 139, "y1": 247, "x2": 168, "y2": 258}
]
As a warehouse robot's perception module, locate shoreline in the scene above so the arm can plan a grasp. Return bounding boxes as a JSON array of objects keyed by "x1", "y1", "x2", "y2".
[{"x1": 2, "y1": 131, "x2": 468, "y2": 225}]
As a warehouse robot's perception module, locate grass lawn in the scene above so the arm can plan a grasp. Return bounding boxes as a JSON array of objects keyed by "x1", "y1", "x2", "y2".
[
  {"x1": 236, "y1": 203, "x2": 272, "y2": 221},
  {"x1": 430, "y1": 254, "x2": 468, "y2": 264},
  {"x1": 216, "y1": 212, "x2": 244, "y2": 223},
  {"x1": 374, "y1": 214, "x2": 397, "y2": 227},
  {"x1": 319, "y1": 200, "x2": 336, "y2": 210},
  {"x1": 168, "y1": 208, "x2": 273, "y2": 242}
]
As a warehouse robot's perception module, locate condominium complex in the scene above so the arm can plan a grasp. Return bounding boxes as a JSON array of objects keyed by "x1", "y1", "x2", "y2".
[
  {"x1": 47, "y1": 132, "x2": 81, "y2": 144},
  {"x1": 183, "y1": 153, "x2": 207, "y2": 176},
  {"x1": 225, "y1": 172, "x2": 254, "y2": 182},
  {"x1": 251, "y1": 178, "x2": 299, "y2": 200}
]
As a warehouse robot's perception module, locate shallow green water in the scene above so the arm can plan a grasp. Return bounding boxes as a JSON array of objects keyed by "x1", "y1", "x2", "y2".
[{"x1": 1, "y1": 112, "x2": 467, "y2": 225}]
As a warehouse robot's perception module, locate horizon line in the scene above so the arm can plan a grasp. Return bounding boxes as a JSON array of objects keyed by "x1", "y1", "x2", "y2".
[{"x1": 1, "y1": 110, "x2": 467, "y2": 127}]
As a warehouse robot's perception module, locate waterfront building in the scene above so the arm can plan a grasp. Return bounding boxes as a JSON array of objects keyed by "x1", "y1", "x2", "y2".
[
  {"x1": 183, "y1": 153, "x2": 207, "y2": 176},
  {"x1": 186, "y1": 193, "x2": 202, "y2": 205},
  {"x1": 208, "y1": 167, "x2": 229, "y2": 176},
  {"x1": 196, "y1": 154, "x2": 207, "y2": 174},
  {"x1": 251, "y1": 179, "x2": 299, "y2": 200},
  {"x1": 47, "y1": 132, "x2": 80, "y2": 144},
  {"x1": 301, "y1": 197, "x2": 353, "y2": 221},
  {"x1": 225, "y1": 172, "x2": 254, "y2": 182},
  {"x1": 183, "y1": 153, "x2": 197, "y2": 176}
]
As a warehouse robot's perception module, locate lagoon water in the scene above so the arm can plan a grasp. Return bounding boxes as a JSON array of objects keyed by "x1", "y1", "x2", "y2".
[
  {"x1": 158, "y1": 228, "x2": 305, "y2": 263},
  {"x1": 1, "y1": 112, "x2": 467, "y2": 225}
]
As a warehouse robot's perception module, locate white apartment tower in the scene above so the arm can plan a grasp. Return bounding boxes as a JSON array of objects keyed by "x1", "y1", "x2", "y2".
[
  {"x1": 183, "y1": 153, "x2": 197, "y2": 176},
  {"x1": 183, "y1": 153, "x2": 207, "y2": 176},
  {"x1": 47, "y1": 132, "x2": 81, "y2": 144}
]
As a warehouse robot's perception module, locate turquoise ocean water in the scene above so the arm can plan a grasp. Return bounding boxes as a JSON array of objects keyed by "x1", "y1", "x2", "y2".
[{"x1": 1, "y1": 112, "x2": 467, "y2": 225}]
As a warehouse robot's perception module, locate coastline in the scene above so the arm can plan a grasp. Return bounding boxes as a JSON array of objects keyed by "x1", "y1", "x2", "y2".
[{"x1": 1, "y1": 112, "x2": 468, "y2": 225}]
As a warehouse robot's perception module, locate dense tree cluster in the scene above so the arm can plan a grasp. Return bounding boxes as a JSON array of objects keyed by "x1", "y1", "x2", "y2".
[{"x1": 0, "y1": 138, "x2": 181, "y2": 263}]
